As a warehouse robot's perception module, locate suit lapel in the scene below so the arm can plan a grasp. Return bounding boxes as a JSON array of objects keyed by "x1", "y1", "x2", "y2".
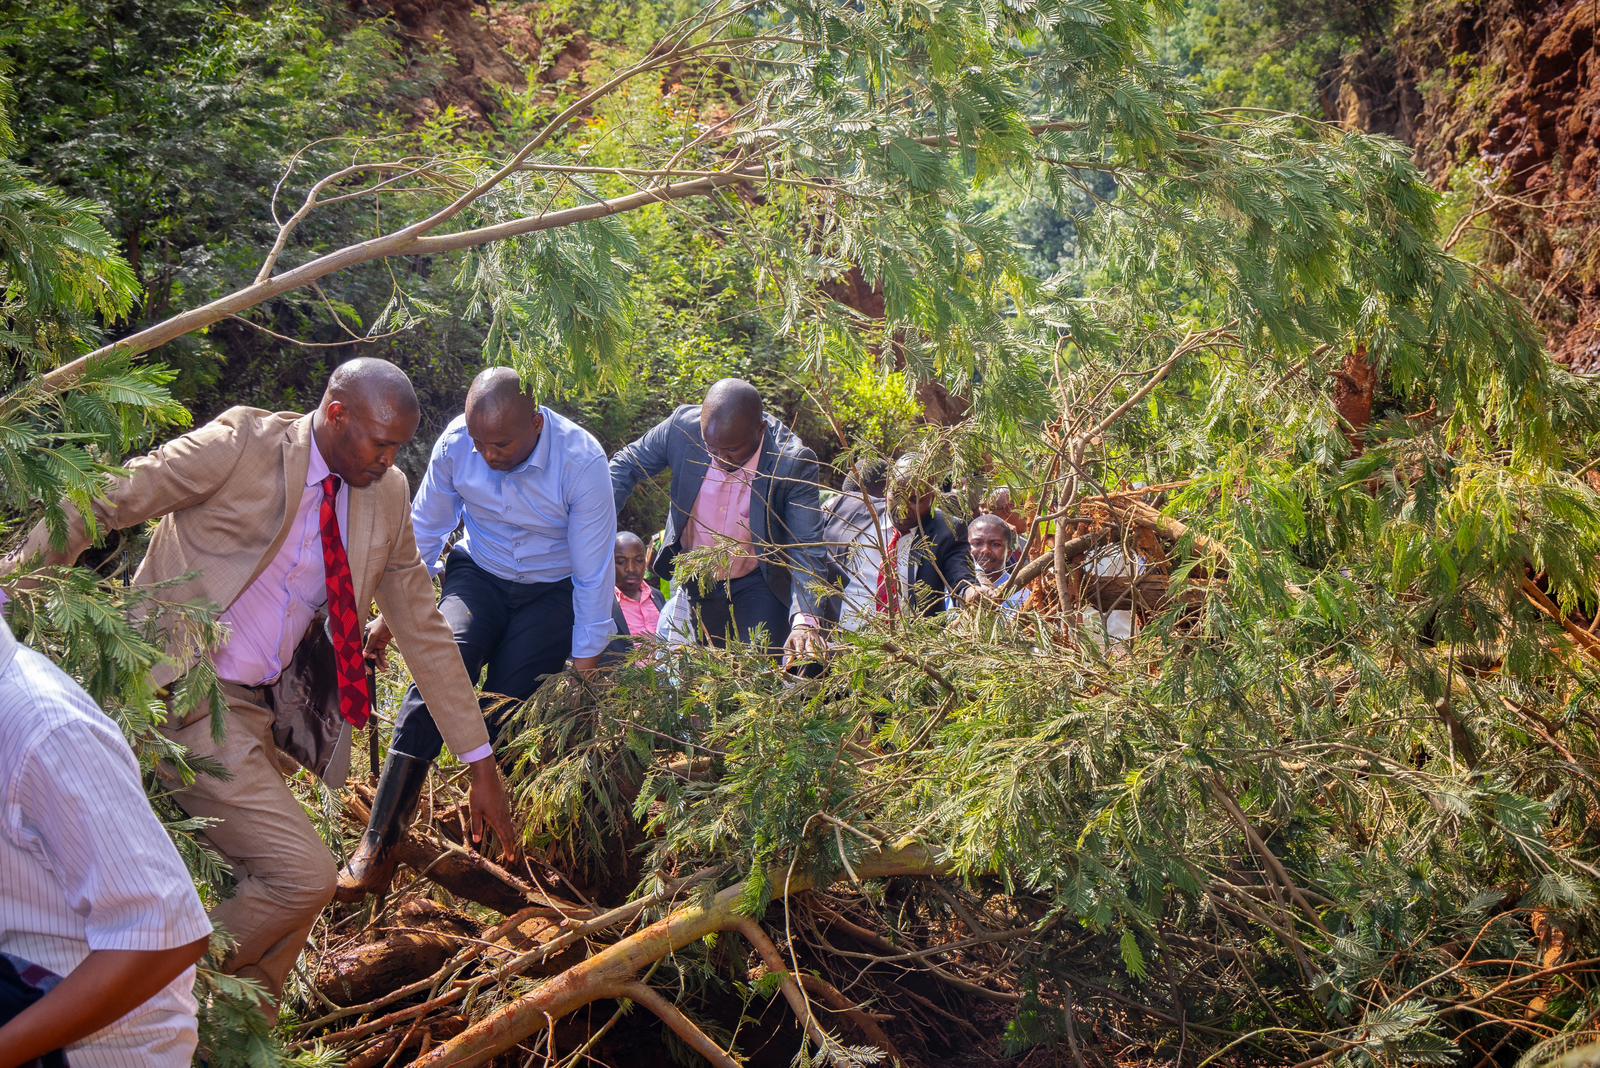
[
  {"x1": 751, "y1": 421, "x2": 778, "y2": 544},
  {"x1": 676, "y1": 413, "x2": 709, "y2": 535},
  {"x1": 240, "y1": 415, "x2": 314, "y2": 595}
]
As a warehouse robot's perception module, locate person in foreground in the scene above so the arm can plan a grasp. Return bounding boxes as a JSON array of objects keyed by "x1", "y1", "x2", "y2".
[
  {"x1": 8, "y1": 358, "x2": 517, "y2": 1007},
  {"x1": 609, "y1": 378, "x2": 829, "y2": 662},
  {"x1": 0, "y1": 621, "x2": 211, "y2": 1067},
  {"x1": 339, "y1": 367, "x2": 616, "y2": 901}
]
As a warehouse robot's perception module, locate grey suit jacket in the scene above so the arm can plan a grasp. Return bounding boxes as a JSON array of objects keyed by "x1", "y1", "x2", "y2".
[{"x1": 609, "y1": 406, "x2": 828, "y2": 619}]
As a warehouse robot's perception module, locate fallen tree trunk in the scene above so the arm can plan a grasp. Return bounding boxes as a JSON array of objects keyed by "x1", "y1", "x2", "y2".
[
  {"x1": 392, "y1": 835, "x2": 544, "y2": 916},
  {"x1": 344, "y1": 789, "x2": 558, "y2": 915},
  {"x1": 416, "y1": 841, "x2": 947, "y2": 1066},
  {"x1": 315, "y1": 898, "x2": 481, "y2": 1006}
]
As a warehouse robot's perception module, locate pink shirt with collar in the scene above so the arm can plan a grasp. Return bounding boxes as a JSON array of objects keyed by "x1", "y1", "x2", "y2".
[
  {"x1": 683, "y1": 446, "x2": 761, "y2": 580},
  {"x1": 614, "y1": 586, "x2": 661, "y2": 636},
  {"x1": 210, "y1": 433, "x2": 349, "y2": 688}
]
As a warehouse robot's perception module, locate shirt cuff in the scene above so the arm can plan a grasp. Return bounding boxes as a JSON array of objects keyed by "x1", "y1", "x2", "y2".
[
  {"x1": 459, "y1": 743, "x2": 493, "y2": 764},
  {"x1": 789, "y1": 612, "x2": 821, "y2": 630}
]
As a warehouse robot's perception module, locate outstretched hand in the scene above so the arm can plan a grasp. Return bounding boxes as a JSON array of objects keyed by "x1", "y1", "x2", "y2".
[
  {"x1": 466, "y1": 756, "x2": 519, "y2": 864},
  {"x1": 962, "y1": 584, "x2": 1002, "y2": 606}
]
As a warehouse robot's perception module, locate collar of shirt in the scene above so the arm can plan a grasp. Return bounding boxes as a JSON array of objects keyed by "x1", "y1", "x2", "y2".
[
  {"x1": 306, "y1": 429, "x2": 332, "y2": 489},
  {"x1": 616, "y1": 585, "x2": 653, "y2": 605}
]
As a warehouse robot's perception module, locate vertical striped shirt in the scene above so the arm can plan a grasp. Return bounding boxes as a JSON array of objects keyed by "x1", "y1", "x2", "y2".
[{"x1": 0, "y1": 620, "x2": 212, "y2": 1066}]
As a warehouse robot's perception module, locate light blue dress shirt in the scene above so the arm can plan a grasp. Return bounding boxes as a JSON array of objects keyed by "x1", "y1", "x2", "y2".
[{"x1": 411, "y1": 408, "x2": 618, "y2": 659}]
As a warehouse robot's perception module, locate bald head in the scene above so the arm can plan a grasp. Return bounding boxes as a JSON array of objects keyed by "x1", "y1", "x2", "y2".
[
  {"x1": 466, "y1": 366, "x2": 534, "y2": 419},
  {"x1": 315, "y1": 358, "x2": 420, "y2": 488},
  {"x1": 701, "y1": 378, "x2": 764, "y2": 472},
  {"x1": 323, "y1": 357, "x2": 419, "y2": 423},
  {"x1": 464, "y1": 367, "x2": 543, "y2": 472}
]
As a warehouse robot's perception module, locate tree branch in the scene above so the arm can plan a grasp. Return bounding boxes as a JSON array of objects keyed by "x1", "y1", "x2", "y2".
[{"x1": 612, "y1": 983, "x2": 740, "y2": 1068}]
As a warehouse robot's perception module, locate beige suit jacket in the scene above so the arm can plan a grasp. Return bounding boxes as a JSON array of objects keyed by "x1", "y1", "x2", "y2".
[{"x1": 16, "y1": 406, "x2": 490, "y2": 757}]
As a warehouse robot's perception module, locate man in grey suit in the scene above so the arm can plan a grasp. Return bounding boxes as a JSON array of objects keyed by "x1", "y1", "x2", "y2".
[{"x1": 609, "y1": 379, "x2": 828, "y2": 662}]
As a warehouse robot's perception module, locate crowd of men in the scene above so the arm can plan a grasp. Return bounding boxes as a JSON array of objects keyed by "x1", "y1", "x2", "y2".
[{"x1": 0, "y1": 359, "x2": 1025, "y2": 1066}]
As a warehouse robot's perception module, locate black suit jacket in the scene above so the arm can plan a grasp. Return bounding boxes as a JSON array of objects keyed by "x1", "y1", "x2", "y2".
[
  {"x1": 901, "y1": 512, "x2": 976, "y2": 616},
  {"x1": 608, "y1": 405, "x2": 828, "y2": 618}
]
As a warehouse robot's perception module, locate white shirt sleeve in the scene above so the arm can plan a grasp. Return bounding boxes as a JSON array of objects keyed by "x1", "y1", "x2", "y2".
[{"x1": 13, "y1": 722, "x2": 212, "y2": 953}]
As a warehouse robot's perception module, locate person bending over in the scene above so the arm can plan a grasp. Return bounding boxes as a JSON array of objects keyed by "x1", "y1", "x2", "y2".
[
  {"x1": 609, "y1": 378, "x2": 828, "y2": 661},
  {"x1": 340, "y1": 367, "x2": 616, "y2": 901},
  {"x1": 7, "y1": 358, "x2": 517, "y2": 1006}
]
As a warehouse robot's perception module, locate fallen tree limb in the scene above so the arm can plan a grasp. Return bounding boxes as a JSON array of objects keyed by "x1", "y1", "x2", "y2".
[
  {"x1": 613, "y1": 982, "x2": 741, "y2": 1068},
  {"x1": 416, "y1": 841, "x2": 947, "y2": 1066},
  {"x1": 314, "y1": 898, "x2": 480, "y2": 1006},
  {"x1": 393, "y1": 835, "x2": 542, "y2": 916}
]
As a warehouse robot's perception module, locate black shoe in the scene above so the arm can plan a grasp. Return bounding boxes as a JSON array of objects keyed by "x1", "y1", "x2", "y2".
[{"x1": 334, "y1": 751, "x2": 428, "y2": 902}]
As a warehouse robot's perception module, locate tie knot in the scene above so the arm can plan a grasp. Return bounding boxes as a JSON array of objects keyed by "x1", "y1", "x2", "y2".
[{"x1": 322, "y1": 473, "x2": 341, "y2": 497}]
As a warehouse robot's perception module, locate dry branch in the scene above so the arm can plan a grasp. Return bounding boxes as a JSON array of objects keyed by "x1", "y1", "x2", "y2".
[{"x1": 416, "y1": 841, "x2": 946, "y2": 1065}]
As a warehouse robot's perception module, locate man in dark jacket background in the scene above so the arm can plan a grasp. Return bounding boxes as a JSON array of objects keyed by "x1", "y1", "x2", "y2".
[
  {"x1": 877, "y1": 454, "x2": 977, "y2": 617},
  {"x1": 609, "y1": 379, "x2": 828, "y2": 662}
]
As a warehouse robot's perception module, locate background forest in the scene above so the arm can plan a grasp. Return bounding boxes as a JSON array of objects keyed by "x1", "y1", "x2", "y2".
[{"x1": 5, "y1": 0, "x2": 1600, "y2": 1065}]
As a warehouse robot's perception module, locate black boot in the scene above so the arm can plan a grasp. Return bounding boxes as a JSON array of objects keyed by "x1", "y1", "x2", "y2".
[{"x1": 335, "y1": 752, "x2": 429, "y2": 903}]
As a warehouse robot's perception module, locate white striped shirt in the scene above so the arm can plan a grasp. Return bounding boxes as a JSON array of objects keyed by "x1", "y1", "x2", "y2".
[{"x1": 0, "y1": 620, "x2": 212, "y2": 1066}]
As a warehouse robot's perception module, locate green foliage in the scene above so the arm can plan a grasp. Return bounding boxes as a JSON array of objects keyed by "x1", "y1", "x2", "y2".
[
  {"x1": 0, "y1": 0, "x2": 423, "y2": 412},
  {"x1": 10, "y1": 0, "x2": 1600, "y2": 1061},
  {"x1": 1163, "y1": 0, "x2": 1395, "y2": 117}
]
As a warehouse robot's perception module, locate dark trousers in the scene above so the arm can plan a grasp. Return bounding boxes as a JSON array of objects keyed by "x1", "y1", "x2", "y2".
[
  {"x1": 690, "y1": 570, "x2": 790, "y2": 655},
  {"x1": 391, "y1": 551, "x2": 574, "y2": 762}
]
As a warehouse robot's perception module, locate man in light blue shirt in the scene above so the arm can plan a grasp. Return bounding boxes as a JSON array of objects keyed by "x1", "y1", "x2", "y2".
[{"x1": 336, "y1": 367, "x2": 616, "y2": 901}]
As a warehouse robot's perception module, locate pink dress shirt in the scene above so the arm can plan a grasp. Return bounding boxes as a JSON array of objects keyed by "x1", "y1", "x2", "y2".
[
  {"x1": 211, "y1": 436, "x2": 348, "y2": 688},
  {"x1": 683, "y1": 447, "x2": 761, "y2": 580},
  {"x1": 615, "y1": 587, "x2": 661, "y2": 636}
]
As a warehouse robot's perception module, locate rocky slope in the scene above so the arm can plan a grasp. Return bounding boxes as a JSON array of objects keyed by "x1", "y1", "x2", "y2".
[{"x1": 1334, "y1": 0, "x2": 1600, "y2": 370}]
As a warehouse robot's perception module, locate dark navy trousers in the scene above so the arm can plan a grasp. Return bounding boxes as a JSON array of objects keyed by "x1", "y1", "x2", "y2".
[{"x1": 391, "y1": 551, "x2": 574, "y2": 762}]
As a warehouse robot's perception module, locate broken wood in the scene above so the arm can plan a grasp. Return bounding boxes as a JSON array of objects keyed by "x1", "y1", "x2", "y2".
[
  {"x1": 315, "y1": 898, "x2": 481, "y2": 1006},
  {"x1": 415, "y1": 841, "x2": 946, "y2": 1066}
]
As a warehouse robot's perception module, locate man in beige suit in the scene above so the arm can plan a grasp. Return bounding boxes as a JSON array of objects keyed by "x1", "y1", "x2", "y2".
[{"x1": 8, "y1": 358, "x2": 517, "y2": 1008}]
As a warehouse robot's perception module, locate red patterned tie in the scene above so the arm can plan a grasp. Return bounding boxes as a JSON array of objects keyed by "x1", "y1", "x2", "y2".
[
  {"x1": 875, "y1": 529, "x2": 902, "y2": 616},
  {"x1": 319, "y1": 475, "x2": 371, "y2": 728}
]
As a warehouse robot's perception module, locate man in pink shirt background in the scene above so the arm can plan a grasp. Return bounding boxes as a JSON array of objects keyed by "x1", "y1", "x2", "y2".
[{"x1": 612, "y1": 532, "x2": 664, "y2": 637}]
